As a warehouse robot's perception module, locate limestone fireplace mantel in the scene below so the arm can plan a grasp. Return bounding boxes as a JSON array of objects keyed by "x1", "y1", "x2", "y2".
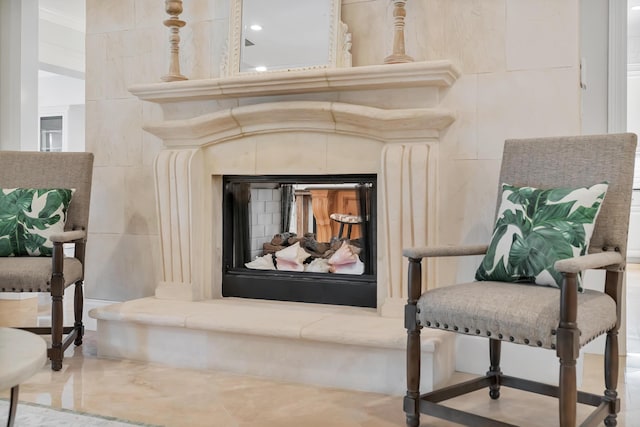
[
  {"x1": 131, "y1": 60, "x2": 460, "y2": 318},
  {"x1": 128, "y1": 60, "x2": 460, "y2": 102}
]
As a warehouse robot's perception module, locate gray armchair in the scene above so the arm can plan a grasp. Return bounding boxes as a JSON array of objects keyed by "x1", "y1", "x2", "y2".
[
  {"x1": 403, "y1": 134, "x2": 637, "y2": 426},
  {"x1": 0, "y1": 151, "x2": 93, "y2": 371}
]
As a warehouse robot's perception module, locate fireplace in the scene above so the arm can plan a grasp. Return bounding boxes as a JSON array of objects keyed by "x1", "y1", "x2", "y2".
[
  {"x1": 129, "y1": 61, "x2": 459, "y2": 317},
  {"x1": 222, "y1": 174, "x2": 377, "y2": 307},
  {"x1": 92, "y1": 61, "x2": 460, "y2": 396}
]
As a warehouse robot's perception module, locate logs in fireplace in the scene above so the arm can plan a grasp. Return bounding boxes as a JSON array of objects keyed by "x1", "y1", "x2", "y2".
[{"x1": 222, "y1": 175, "x2": 376, "y2": 307}]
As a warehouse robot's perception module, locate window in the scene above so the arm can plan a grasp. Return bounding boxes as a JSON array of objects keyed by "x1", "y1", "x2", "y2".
[{"x1": 39, "y1": 116, "x2": 63, "y2": 152}]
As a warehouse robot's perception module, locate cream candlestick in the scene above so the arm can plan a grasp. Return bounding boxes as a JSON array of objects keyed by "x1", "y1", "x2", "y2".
[
  {"x1": 162, "y1": 0, "x2": 188, "y2": 82},
  {"x1": 384, "y1": 0, "x2": 414, "y2": 64}
]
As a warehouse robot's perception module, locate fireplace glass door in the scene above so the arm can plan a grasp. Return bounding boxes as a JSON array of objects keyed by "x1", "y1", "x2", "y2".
[{"x1": 222, "y1": 175, "x2": 376, "y2": 307}]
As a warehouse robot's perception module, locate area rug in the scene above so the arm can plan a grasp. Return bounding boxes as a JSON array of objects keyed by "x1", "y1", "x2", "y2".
[{"x1": 0, "y1": 400, "x2": 161, "y2": 426}]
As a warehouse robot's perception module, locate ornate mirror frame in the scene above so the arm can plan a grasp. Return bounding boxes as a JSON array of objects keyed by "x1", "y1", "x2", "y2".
[{"x1": 222, "y1": 0, "x2": 351, "y2": 77}]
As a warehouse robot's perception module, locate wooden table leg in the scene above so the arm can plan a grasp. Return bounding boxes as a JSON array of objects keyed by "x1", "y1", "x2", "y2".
[{"x1": 7, "y1": 384, "x2": 18, "y2": 427}]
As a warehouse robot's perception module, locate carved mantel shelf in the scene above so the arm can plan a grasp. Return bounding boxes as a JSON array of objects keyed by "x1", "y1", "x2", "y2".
[
  {"x1": 129, "y1": 60, "x2": 461, "y2": 103},
  {"x1": 144, "y1": 101, "x2": 456, "y2": 146}
]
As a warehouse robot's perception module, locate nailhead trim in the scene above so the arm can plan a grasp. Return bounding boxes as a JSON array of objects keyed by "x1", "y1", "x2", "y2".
[{"x1": 415, "y1": 319, "x2": 571, "y2": 350}]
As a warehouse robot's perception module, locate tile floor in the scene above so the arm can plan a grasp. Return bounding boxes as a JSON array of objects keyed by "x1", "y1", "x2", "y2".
[{"x1": 1, "y1": 265, "x2": 639, "y2": 427}]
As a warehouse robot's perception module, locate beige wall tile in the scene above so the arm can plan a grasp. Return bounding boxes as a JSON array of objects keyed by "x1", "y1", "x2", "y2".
[
  {"x1": 211, "y1": 17, "x2": 230, "y2": 79},
  {"x1": 435, "y1": 159, "x2": 502, "y2": 286},
  {"x1": 422, "y1": 0, "x2": 506, "y2": 74},
  {"x1": 181, "y1": 21, "x2": 213, "y2": 80},
  {"x1": 476, "y1": 68, "x2": 581, "y2": 159},
  {"x1": 341, "y1": 0, "x2": 389, "y2": 66},
  {"x1": 506, "y1": 0, "x2": 579, "y2": 71},
  {"x1": 85, "y1": 234, "x2": 160, "y2": 300},
  {"x1": 124, "y1": 166, "x2": 158, "y2": 235},
  {"x1": 86, "y1": 0, "x2": 135, "y2": 34},
  {"x1": 134, "y1": 0, "x2": 166, "y2": 30},
  {"x1": 89, "y1": 166, "x2": 127, "y2": 234},
  {"x1": 85, "y1": 34, "x2": 107, "y2": 101},
  {"x1": 86, "y1": 99, "x2": 143, "y2": 167},
  {"x1": 438, "y1": 74, "x2": 479, "y2": 160}
]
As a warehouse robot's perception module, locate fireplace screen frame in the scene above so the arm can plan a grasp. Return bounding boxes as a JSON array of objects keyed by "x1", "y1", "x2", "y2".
[{"x1": 222, "y1": 174, "x2": 377, "y2": 308}]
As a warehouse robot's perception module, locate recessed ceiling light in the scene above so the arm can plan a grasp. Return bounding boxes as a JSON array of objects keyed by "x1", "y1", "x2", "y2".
[
  {"x1": 255, "y1": 66, "x2": 267, "y2": 72},
  {"x1": 250, "y1": 24, "x2": 262, "y2": 31}
]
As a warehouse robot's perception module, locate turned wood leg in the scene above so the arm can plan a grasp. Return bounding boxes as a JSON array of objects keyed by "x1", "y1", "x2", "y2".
[
  {"x1": 558, "y1": 272, "x2": 579, "y2": 427},
  {"x1": 74, "y1": 281, "x2": 84, "y2": 346},
  {"x1": 488, "y1": 338, "x2": 502, "y2": 399},
  {"x1": 7, "y1": 385, "x2": 18, "y2": 427},
  {"x1": 50, "y1": 243, "x2": 64, "y2": 371},
  {"x1": 404, "y1": 257, "x2": 423, "y2": 427},
  {"x1": 559, "y1": 354, "x2": 577, "y2": 427},
  {"x1": 604, "y1": 329, "x2": 620, "y2": 426},
  {"x1": 406, "y1": 326, "x2": 421, "y2": 427},
  {"x1": 604, "y1": 270, "x2": 622, "y2": 427},
  {"x1": 50, "y1": 290, "x2": 63, "y2": 371}
]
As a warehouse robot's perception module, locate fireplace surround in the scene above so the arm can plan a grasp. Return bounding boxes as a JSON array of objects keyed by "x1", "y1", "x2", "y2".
[
  {"x1": 89, "y1": 61, "x2": 461, "y2": 395},
  {"x1": 130, "y1": 61, "x2": 460, "y2": 317}
]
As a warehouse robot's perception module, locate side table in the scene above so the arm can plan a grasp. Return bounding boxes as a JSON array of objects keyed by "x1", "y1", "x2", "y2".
[{"x1": 0, "y1": 328, "x2": 47, "y2": 427}]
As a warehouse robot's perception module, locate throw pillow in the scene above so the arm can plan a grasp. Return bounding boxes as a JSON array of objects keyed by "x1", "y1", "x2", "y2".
[
  {"x1": 475, "y1": 182, "x2": 608, "y2": 289},
  {"x1": 0, "y1": 188, "x2": 74, "y2": 257}
]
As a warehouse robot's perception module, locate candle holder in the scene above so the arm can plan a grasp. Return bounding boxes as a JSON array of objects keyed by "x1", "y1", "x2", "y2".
[
  {"x1": 161, "y1": 0, "x2": 188, "y2": 82},
  {"x1": 384, "y1": 0, "x2": 414, "y2": 64}
]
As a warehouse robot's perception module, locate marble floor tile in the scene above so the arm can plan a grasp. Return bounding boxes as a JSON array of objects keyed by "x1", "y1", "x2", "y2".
[
  {"x1": 0, "y1": 332, "x2": 636, "y2": 427},
  {"x1": 0, "y1": 264, "x2": 638, "y2": 426}
]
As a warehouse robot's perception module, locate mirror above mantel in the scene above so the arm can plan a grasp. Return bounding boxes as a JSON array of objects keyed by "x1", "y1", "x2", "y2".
[{"x1": 222, "y1": 0, "x2": 351, "y2": 76}]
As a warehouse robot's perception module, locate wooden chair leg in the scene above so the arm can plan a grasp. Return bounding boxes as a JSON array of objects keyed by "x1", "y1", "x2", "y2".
[
  {"x1": 50, "y1": 244, "x2": 65, "y2": 371},
  {"x1": 558, "y1": 272, "x2": 579, "y2": 427},
  {"x1": 7, "y1": 385, "x2": 18, "y2": 427},
  {"x1": 604, "y1": 270, "x2": 622, "y2": 427},
  {"x1": 50, "y1": 288, "x2": 63, "y2": 371},
  {"x1": 488, "y1": 338, "x2": 502, "y2": 399},
  {"x1": 405, "y1": 258, "x2": 422, "y2": 427},
  {"x1": 604, "y1": 329, "x2": 620, "y2": 426},
  {"x1": 74, "y1": 281, "x2": 84, "y2": 346}
]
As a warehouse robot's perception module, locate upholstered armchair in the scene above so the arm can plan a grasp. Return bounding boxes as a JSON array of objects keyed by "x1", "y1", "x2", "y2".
[
  {"x1": 403, "y1": 134, "x2": 637, "y2": 426},
  {"x1": 0, "y1": 151, "x2": 93, "y2": 371}
]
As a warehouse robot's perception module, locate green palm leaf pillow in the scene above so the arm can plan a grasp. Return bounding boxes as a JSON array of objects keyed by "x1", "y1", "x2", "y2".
[
  {"x1": 475, "y1": 182, "x2": 608, "y2": 289},
  {"x1": 0, "y1": 188, "x2": 74, "y2": 257}
]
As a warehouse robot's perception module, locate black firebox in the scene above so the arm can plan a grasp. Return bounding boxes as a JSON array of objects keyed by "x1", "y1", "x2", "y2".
[{"x1": 222, "y1": 174, "x2": 376, "y2": 308}]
